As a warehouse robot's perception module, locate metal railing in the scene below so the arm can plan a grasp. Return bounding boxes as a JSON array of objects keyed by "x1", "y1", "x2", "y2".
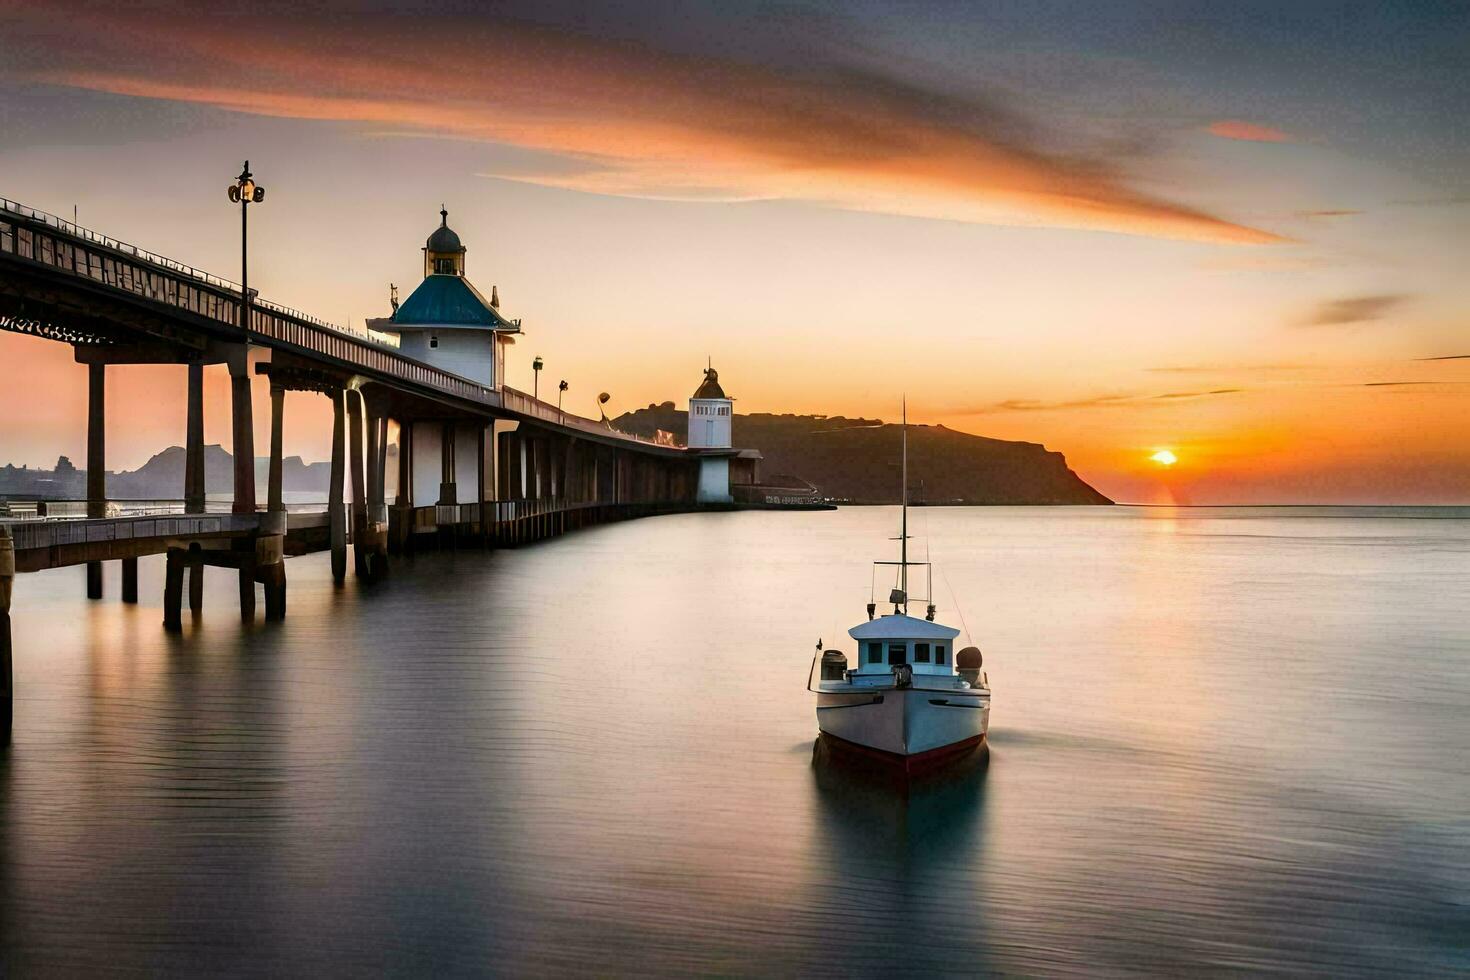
[
  {"x1": 499, "y1": 387, "x2": 667, "y2": 448},
  {"x1": 0, "y1": 194, "x2": 684, "y2": 452},
  {"x1": 0, "y1": 498, "x2": 325, "y2": 521}
]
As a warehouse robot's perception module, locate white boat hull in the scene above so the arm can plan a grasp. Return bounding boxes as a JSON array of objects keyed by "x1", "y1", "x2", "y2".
[{"x1": 816, "y1": 687, "x2": 989, "y2": 763}]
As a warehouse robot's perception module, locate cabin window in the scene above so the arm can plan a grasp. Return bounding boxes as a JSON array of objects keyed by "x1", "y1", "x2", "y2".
[
  {"x1": 866, "y1": 642, "x2": 882, "y2": 665},
  {"x1": 429, "y1": 335, "x2": 439, "y2": 349},
  {"x1": 887, "y1": 643, "x2": 907, "y2": 666},
  {"x1": 934, "y1": 644, "x2": 947, "y2": 666},
  {"x1": 914, "y1": 642, "x2": 930, "y2": 663}
]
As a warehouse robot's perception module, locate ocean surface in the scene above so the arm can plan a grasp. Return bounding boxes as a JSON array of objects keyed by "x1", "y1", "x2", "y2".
[{"x1": 2, "y1": 506, "x2": 1467, "y2": 975}]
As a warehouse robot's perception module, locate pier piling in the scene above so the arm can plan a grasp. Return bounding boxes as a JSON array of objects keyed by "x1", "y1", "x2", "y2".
[
  {"x1": 1, "y1": 525, "x2": 13, "y2": 746},
  {"x1": 163, "y1": 548, "x2": 184, "y2": 630},
  {"x1": 329, "y1": 390, "x2": 347, "y2": 583},
  {"x1": 121, "y1": 557, "x2": 138, "y2": 604},
  {"x1": 86, "y1": 363, "x2": 106, "y2": 599}
]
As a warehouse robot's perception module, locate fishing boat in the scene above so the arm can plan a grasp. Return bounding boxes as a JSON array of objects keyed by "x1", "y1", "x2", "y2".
[{"x1": 807, "y1": 403, "x2": 990, "y2": 773}]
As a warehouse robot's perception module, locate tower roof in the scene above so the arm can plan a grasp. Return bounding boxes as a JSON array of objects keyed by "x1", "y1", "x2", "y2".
[
  {"x1": 392, "y1": 275, "x2": 517, "y2": 331},
  {"x1": 692, "y1": 366, "x2": 727, "y2": 400},
  {"x1": 425, "y1": 206, "x2": 464, "y2": 253}
]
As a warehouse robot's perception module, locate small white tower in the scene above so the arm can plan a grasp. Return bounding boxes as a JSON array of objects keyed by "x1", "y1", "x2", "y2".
[
  {"x1": 689, "y1": 364, "x2": 734, "y2": 503},
  {"x1": 687, "y1": 365, "x2": 732, "y2": 449}
]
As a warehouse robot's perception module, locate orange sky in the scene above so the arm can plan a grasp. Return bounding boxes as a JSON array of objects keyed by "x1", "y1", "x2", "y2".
[{"x1": 0, "y1": 2, "x2": 1466, "y2": 503}]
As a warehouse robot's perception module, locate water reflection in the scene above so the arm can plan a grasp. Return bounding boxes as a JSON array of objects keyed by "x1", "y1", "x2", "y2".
[
  {"x1": 805, "y1": 735, "x2": 996, "y2": 975},
  {"x1": 1, "y1": 507, "x2": 1466, "y2": 975}
]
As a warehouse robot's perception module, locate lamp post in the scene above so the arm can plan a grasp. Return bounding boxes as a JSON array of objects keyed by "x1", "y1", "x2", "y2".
[
  {"x1": 557, "y1": 379, "x2": 568, "y2": 417},
  {"x1": 532, "y1": 355, "x2": 544, "y2": 400},
  {"x1": 226, "y1": 161, "x2": 265, "y2": 336},
  {"x1": 226, "y1": 162, "x2": 265, "y2": 517}
]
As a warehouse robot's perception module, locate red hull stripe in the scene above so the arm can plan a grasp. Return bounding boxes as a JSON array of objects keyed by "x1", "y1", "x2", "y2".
[{"x1": 822, "y1": 732, "x2": 986, "y2": 774}]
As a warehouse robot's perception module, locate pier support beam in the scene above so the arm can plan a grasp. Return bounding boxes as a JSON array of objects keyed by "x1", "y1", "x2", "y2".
[
  {"x1": 228, "y1": 351, "x2": 256, "y2": 516},
  {"x1": 262, "y1": 384, "x2": 288, "y2": 618},
  {"x1": 121, "y1": 557, "x2": 138, "y2": 604},
  {"x1": 163, "y1": 547, "x2": 184, "y2": 630},
  {"x1": 268, "y1": 385, "x2": 285, "y2": 514},
  {"x1": 329, "y1": 390, "x2": 347, "y2": 583},
  {"x1": 86, "y1": 363, "x2": 105, "y2": 599},
  {"x1": 390, "y1": 419, "x2": 412, "y2": 555},
  {"x1": 354, "y1": 399, "x2": 387, "y2": 579},
  {"x1": 185, "y1": 362, "x2": 206, "y2": 604},
  {"x1": 438, "y1": 421, "x2": 457, "y2": 505},
  {"x1": 1, "y1": 525, "x2": 13, "y2": 747},
  {"x1": 348, "y1": 390, "x2": 368, "y2": 576},
  {"x1": 185, "y1": 363, "x2": 205, "y2": 512}
]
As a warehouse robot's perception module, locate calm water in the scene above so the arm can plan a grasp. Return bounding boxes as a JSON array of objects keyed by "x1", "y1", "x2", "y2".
[{"x1": 2, "y1": 506, "x2": 1468, "y2": 975}]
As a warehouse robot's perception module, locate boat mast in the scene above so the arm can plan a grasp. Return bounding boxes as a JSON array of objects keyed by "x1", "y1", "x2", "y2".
[{"x1": 900, "y1": 396, "x2": 908, "y2": 609}]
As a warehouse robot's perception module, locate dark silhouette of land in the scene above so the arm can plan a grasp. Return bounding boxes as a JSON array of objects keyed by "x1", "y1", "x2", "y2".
[
  {"x1": 0, "y1": 445, "x2": 363, "y2": 499},
  {"x1": 614, "y1": 404, "x2": 1111, "y2": 504},
  {"x1": 2, "y1": 410, "x2": 1108, "y2": 505}
]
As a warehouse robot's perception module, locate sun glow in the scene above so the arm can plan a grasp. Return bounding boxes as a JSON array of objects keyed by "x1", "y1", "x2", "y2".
[{"x1": 1150, "y1": 449, "x2": 1179, "y2": 466}]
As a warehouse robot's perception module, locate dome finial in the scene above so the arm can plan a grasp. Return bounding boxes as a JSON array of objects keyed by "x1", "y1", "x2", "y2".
[{"x1": 440, "y1": 204, "x2": 448, "y2": 226}]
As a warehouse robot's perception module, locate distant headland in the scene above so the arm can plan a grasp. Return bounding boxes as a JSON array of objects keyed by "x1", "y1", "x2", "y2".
[{"x1": 614, "y1": 404, "x2": 1112, "y2": 505}]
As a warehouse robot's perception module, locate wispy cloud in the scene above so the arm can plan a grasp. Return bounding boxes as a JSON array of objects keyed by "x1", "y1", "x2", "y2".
[
  {"x1": 5, "y1": 4, "x2": 1284, "y2": 245},
  {"x1": 1299, "y1": 294, "x2": 1409, "y2": 327},
  {"x1": 1417, "y1": 353, "x2": 1470, "y2": 361},
  {"x1": 1207, "y1": 120, "x2": 1293, "y2": 143},
  {"x1": 956, "y1": 388, "x2": 1243, "y2": 414},
  {"x1": 1295, "y1": 209, "x2": 1361, "y2": 219},
  {"x1": 1146, "y1": 363, "x2": 1305, "y2": 374}
]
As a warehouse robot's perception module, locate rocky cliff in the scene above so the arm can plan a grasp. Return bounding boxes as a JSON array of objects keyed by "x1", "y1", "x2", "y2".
[{"x1": 613, "y1": 405, "x2": 1111, "y2": 505}]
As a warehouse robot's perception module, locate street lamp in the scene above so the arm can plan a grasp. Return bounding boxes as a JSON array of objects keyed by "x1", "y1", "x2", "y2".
[
  {"x1": 532, "y1": 355, "x2": 544, "y2": 400},
  {"x1": 226, "y1": 160, "x2": 265, "y2": 335},
  {"x1": 557, "y1": 379, "x2": 568, "y2": 415}
]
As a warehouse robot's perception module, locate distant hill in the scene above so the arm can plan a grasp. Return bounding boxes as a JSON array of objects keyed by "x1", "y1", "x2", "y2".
[
  {"x1": 613, "y1": 404, "x2": 1111, "y2": 505},
  {"x1": 107, "y1": 445, "x2": 338, "y2": 498},
  {"x1": 0, "y1": 445, "x2": 346, "y2": 499}
]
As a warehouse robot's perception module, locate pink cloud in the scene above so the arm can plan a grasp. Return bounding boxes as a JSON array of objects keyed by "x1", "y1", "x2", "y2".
[
  {"x1": 1207, "y1": 120, "x2": 1293, "y2": 143},
  {"x1": 7, "y1": 5, "x2": 1285, "y2": 246}
]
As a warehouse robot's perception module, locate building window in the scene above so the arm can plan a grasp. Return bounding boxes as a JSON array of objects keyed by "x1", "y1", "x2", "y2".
[
  {"x1": 866, "y1": 642, "x2": 882, "y2": 664},
  {"x1": 887, "y1": 643, "x2": 907, "y2": 666},
  {"x1": 934, "y1": 644, "x2": 947, "y2": 666},
  {"x1": 914, "y1": 642, "x2": 930, "y2": 663},
  {"x1": 433, "y1": 257, "x2": 456, "y2": 275},
  {"x1": 429, "y1": 335, "x2": 439, "y2": 349}
]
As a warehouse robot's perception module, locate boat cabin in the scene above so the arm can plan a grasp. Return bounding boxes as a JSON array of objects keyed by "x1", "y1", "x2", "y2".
[{"x1": 847, "y1": 613, "x2": 961, "y2": 679}]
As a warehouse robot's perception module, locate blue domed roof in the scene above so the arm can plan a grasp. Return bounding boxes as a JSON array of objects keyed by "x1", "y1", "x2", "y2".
[{"x1": 426, "y1": 207, "x2": 464, "y2": 253}]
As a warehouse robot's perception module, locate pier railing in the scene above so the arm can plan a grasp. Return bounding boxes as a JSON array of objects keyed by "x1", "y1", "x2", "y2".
[
  {"x1": 0, "y1": 197, "x2": 494, "y2": 406},
  {"x1": 1, "y1": 196, "x2": 680, "y2": 451},
  {"x1": 0, "y1": 498, "x2": 326, "y2": 521}
]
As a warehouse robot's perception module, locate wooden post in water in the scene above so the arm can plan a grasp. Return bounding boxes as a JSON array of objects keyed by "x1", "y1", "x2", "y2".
[
  {"x1": 163, "y1": 547, "x2": 184, "y2": 630},
  {"x1": 185, "y1": 362, "x2": 205, "y2": 607},
  {"x1": 329, "y1": 390, "x2": 347, "y2": 583},
  {"x1": 121, "y1": 558, "x2": 138, "y2": 604},
  {"x1": 86, "y1": 363, "x2": 105, "y2": 599},
  {"x1": 1, "y1": 524, "x2": 13, "y2": 747}
]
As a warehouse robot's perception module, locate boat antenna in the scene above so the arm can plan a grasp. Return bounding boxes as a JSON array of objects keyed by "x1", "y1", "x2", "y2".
[{"x1": 900, "y1": 396, "x2": 908, "y2": 612}]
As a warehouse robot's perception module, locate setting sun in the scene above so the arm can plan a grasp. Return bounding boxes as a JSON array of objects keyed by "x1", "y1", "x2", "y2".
[{"x1": 1150, "y1": 449, "x2": 1179, "y2": 466}]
